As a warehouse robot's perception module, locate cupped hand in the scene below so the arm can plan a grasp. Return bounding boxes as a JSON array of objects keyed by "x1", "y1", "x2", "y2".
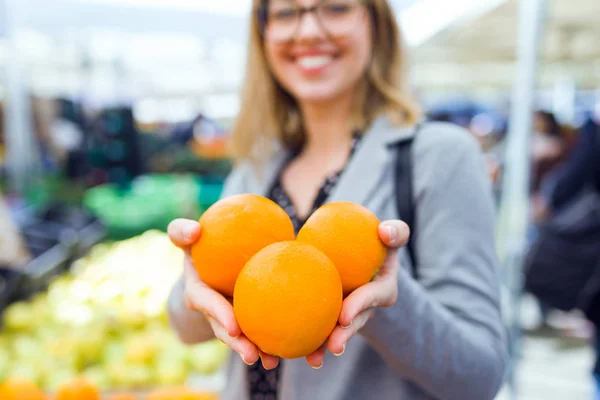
[
  {"x1": 305, "y1": 220, "x2": 410, "y2": 369},
  {"x1": 168, "y1": 218, "x2": 280, "y2": 370}
]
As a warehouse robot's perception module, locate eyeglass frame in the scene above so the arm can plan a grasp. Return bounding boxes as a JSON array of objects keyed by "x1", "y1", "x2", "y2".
[{"x1": 255, "y1": 0, "x2": 369, "y2": 42}]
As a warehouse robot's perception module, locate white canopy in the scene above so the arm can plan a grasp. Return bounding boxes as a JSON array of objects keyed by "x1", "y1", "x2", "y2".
[{"x1": 412, "y1": 0, "x2": 600, "y2": 90}]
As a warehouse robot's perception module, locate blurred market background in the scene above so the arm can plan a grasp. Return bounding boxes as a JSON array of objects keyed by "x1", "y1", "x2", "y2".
[{"x1": 0, "y1": 0, "x2": 599, "y2": 399}]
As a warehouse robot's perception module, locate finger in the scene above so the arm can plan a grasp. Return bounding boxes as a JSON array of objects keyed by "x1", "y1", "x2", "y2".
[
  {"x1": 183, "y1": 252, "x2": 236, "y2": 305},
  {"x1": 209, "y1": 317, "x2": 259, "y2": 365},
  {"x1": 328, "y1": 309, "x2": 374, "y2": 356},
  {"x1": 378, "y1": 220, "x2": 410, "y2": 248},
  {"x1": 185, "y1": 291, "x2": 242, "y2": 338},
  {"x1": 168, "y1": 218, "x2": 201, "y2": 248},
  {"x1": 338, "y1": 274, "x2": 398, "y2": 328},
  {"x1": 305, "y1": 342, "x2": 327, "y2": 369},
  {"x1": 185, "y1": 289, "x2": 241, "y2": 338},
  {"x1": 258, "y1": 350, "x2": 280, "y2": 370},
  {"x1": 184, "y1": 260, "x2": 241, "y2": 338},
  {"x1": 373, "y1": 247, "x2": 400, "y2": 282},
  {"x1": 183, "y1": 254, "x2": 202, "y2": 282}
]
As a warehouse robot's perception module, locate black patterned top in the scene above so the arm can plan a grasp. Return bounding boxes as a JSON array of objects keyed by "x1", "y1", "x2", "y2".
[{"x1": 247, "y1": 133, "x2": 361, "y2": 400}]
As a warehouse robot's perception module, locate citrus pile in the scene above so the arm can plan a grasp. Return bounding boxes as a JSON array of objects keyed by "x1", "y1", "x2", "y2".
[
  {"x1": 0, "y1": 377, "x2": 46, "y2": 400},
  {"x1": 191, "y1": 194, "x2": 386, "y2": 358},
  {"x1": 0, "y1": 377, "x2": 217, "y2": 400}
]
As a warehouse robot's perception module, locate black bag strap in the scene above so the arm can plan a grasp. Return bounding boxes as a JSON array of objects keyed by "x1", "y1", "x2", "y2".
[{"x1": 394, "y1": 124, "x2": 421, "y2": 279}]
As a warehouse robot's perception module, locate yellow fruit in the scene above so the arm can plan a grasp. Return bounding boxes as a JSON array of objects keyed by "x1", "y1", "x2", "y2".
[
  {"x1": 124, "y1": 336, "x2": 157, "y2": 365},
  {"x1": 7, "y1": 364, "x2": 40, "y2": 383},
  {"x1": 81, "y1": 367, "x2": 112, "y2": 392},
  {"x1": 42, "y1": 367, "x2": 77, "y2": 393},
  {"x1": 3, "y1": 303, "x2": 35, "y2": 331},
  {"x1": 188, "y1": 341, "x2": 229, "y2": 375},
  {"x1": 154, "y1": 360, "x2": 188, "y2": 386},
  {"x1": 0, "y1": 350, "x2": 10, "y2": 382}
]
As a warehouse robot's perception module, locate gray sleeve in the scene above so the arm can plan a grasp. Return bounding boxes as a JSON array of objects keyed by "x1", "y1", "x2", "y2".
[
  {"x1": 360, "y1": 124, "x2": 507, "y2": 400},
  {"x1": 167, "y1": 164, "x2": 249, "y2": 344}
]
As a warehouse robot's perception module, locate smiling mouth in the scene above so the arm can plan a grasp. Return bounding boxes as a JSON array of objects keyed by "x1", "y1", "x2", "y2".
[{"x1": 294, "y1": 54, "x2": 339, "y2": 70}]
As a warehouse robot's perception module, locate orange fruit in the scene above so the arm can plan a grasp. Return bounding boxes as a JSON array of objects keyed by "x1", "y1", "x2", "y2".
[
  {"x1": 297, "y1": 201, "x2": 386, "y2": 297},
  {"x1": 54, "y1": 377, "x2": 100, "y2": 400},
  {"x1": 234, "y1": 241, "x2": 343, "y2": 358},
  {"x1": 147, "y1": 387, "x2": 217, "y2": 400},
  {"x1": 191, "y1": 194, "x2": 295, "y2": 297},
  {"x1": 109, "y1": 395, "x2": 138, "y2": 400},
  {"x1": 0, "y1": 378, "x2": 46, "y2": 400}
]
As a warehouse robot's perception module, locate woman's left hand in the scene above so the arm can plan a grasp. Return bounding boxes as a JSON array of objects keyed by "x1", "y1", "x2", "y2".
[{"x1": 305, "y1": 220, "x2": 410, "y2": 369}]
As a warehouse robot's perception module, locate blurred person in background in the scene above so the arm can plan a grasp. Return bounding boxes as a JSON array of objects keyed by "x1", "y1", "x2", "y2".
[
  {"x1": 543, "y1": 117, "x2": 600, "y2": 213},
  {"x1": 537, "y1": 116, "x2": 600, "y2": 395},
  {"x1": 530, "y1": 110, "x2": 569, "y2": 224},
  {"x1": 527, "y1": 110, "x2": 571, "y2": 332},
  {"x1": 167, "y1": 0, "x2": 506, "y2": 399}
]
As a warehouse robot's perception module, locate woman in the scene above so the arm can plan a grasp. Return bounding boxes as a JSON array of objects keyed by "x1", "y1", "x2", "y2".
[{"x1": 167, "y1": 0, "x2": 506, "y2": 399}]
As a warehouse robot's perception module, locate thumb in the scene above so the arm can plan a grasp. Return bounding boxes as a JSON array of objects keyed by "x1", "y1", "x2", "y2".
[
  {"x1": 168, "y1": 218, "x2": 201, "y2": 248},
  {"x1": 378, "y1": 220, "x2": 410, "y2": 249}
]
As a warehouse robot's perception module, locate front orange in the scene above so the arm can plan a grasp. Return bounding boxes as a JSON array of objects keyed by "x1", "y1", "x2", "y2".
[{"x1": 234, "y1": 241, "x2": 343, "y2": 359}]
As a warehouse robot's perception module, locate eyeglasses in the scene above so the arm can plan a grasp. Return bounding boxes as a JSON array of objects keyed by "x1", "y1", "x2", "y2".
[{"x1": 257, "y1": 0, "x2": 366, "y2": 43}]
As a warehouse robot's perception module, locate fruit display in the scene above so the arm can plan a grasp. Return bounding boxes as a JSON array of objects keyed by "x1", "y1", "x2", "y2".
[
  {"x1": 0, "y1": 230, "x2": 230, "y2": 394},
  {"x1": 194, "y1": 195, "x2": 384, "y2": 359},
  {"x1": 0, "y1": 377, "x2": 218, "y2": 400},
  {"x1": 191, "y1": 194, "x2": 295, "y2": 297}
]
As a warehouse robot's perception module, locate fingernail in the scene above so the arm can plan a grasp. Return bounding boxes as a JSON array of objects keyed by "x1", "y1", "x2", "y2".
[
  {"x1": 184, "y1": 223, "x2": 198, "y2": 241},
  {"x1": 311, "y1": 362, "x2": 323, "y2": 370},
  {"x1": 241, "y1": 354, "x2": 254, "y2": 366},
  {"x1": 333, "y1": 344, "x2": 346, "y2": 357},
  {"x1": 386, "y1": 225, "x2": 397, "y2": 244},
  {"x1": 341, "y1": 320, "x2": 353, "y2": 329}
]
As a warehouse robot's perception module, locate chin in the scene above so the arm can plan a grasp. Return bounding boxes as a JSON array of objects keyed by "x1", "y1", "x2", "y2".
[{"x1": 289, "y1": 84, "x2": 347, "y2": 105}]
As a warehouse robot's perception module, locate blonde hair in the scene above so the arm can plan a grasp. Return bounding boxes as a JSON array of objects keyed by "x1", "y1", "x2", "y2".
[{"x1": 231, "y1": 0, "x2": 422, "y2": 163}]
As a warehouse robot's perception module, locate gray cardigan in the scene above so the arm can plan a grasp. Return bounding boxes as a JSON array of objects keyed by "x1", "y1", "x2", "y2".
[{"x1": 168, "y1": 117, "x2": 507, "y2": 400}]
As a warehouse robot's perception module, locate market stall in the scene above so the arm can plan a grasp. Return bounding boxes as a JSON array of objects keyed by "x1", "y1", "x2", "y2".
[{"x1": 2, "y1": 0, "x2": 597, "y2": 398}]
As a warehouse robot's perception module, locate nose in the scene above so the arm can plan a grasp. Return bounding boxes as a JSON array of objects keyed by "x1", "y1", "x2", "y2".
[{"x1": 295, "y1": 10, "x2": 326, "y2": 40}]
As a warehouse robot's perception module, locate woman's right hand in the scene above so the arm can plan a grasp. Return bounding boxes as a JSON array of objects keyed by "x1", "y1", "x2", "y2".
[{"x1": 168, "y1": 218, "x2": 280, "y2": 370}]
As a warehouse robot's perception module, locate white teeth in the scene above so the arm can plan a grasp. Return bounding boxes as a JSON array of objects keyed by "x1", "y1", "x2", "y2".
[{"x1": 297, "y1": 55, "x2": 333, "y2": 69}]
